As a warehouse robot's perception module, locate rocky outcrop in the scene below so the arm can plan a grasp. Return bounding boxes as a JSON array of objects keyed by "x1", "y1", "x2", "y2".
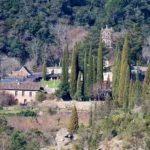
[{"x1": 55, "y1": 128, "x2": 73, "y2": 150}]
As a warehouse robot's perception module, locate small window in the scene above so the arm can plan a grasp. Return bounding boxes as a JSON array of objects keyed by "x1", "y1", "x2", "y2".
[
  {"x1": 15, "y1": 91, "x2": 18, "y2": 96},
  {"x1": 29, "y1": 92, "x2": 32, "y2": 97},
  {"x1": 22, "y1": 91, "x2": 25, "y2": 96}
]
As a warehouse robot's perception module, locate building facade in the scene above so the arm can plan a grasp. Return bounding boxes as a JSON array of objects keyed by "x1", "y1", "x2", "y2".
[
  {"x1": 101, "y1": 25, "x2": 113, "y2": 48},
  {"x1": 0, "y1": 82, "x2": 41, "y2": 104}
]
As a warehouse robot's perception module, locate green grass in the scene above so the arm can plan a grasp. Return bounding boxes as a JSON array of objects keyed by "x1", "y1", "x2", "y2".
[{"x1": 41, "y1": 79, "x2": 61, "y2": 88}]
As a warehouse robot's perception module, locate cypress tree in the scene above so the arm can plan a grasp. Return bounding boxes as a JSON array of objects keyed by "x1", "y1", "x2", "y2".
[
  {"x1": 118, "y1": 36, "x2": 129, "y2": 106},
  {"x1": 42, "y1": 61, "x2": 47, "y2": 80},
  {"x1": 112, "y1": 44, "x2": 121, "y2": 100},
  {"x1": 93, "y1": 56, "x2": 97, "y2": 83},
  {"x1": 61, "y1": 45, "x2": 69, "y2": 84},
  {"x1": 83, "y1": 52, "x2": 88, "y2": 97},
  {"x1": 70, "y1": 44, "x2": 78, "y2": 99},
  {"x1": 142, "y1": 63, "x2": 150, "y2": 101},
  {"x1": 97, "y1": 38, "x2": 103, "y2": 82},
  {"x1": 68, "y1": 105, "x2": 79, "y2": 134},
  {"x1": 75, "y1": 71, "x2": 82, "y2": 100},
  {"x1": 89, "y1": 105, "x2": 93, "y2": 127},
  {"x1": 123, "y1": 65, "x2": 130, "y2": 110},
  {"x1": 128, "y1": 80, "x2": 134, "y2": 109},
  {"x1": 134, "y1": 69, "x2": 141, "y2": 105},
  {"x1": 88, "y1": 48, "x2": 93, "y2": 86}
]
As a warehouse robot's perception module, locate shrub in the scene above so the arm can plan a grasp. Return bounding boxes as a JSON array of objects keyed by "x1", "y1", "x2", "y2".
[
  {"x1": 17, "y1": 110, "x2": 37, "y2": 117},
  {"x1": 36, "y1": 92, "x2": 46, "y2": 102},
  {"x1": 48, "y1": 108, "x2": 57, "y2": 115}
]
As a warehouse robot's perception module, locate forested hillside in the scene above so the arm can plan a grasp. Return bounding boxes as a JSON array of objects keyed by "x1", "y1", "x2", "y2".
[{"x1": 0, "y1": 0, "x2": 150, "y2": 66}]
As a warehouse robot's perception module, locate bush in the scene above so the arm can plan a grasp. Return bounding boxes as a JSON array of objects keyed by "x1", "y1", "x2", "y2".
[
  {"x1": 48, "y1": 108, "x2": 57, "y2": 115},
  {"x1": 36, "y1": 92, "x2": 46, "y2": 102},
  {"x1": 17, "y1": 110, "x2": 37, "y2": 117}
]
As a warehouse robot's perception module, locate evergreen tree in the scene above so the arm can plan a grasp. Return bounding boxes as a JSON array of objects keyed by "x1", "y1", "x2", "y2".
[
  {"x1": 70, "y1": 44, "x2": 78, "y2": 99},
  {"x1": 75, "y1": 71, "x2": 83, "y2": 100},
  {"x1": 93, "y1": 56, "x2": 97, "y2": 83},
  {"x1": 61, "y1": 44, "x2": 69, "y2": 84},
  {"x1": 93, "y1": 102, "x2": 97, "y2": 124},
  {"x1": 128, "y1": 80, "x2": 134, "y2": 109},
  {"x1": 112, "y1": 44, "x2": 121, "y2": 100},
  {"x1": 97, "y1": 38, "x2": 103, "y2": 82},
  {"x1": 123, "y1": 65, "x2": 130, "y2": 110},
  {"x1": 83, "y1": 52, "x2": 88, "y2": 97},
  {"x1": 68, "y1": 105, "x2": 79, "y2": 134},
  {"x1": 134, "y1": 69, "x2": 141, "y2": 105},
  {"x1": 118, "y1": 36, "x2": 129, "y2": 106},
  {"x1": 55, "y1": 45, "x2": 70, "y2": 100},
  {"x1": 89, "y1": 105, "x2": 93, "y2": 127},
  {"x1": 142, "y1": 63, "x2": 150, "y2": 101},
  {"x1": 42, "y1": 61, "x2": 47, "y2": 80},
  {"x1": 88, "y1": 48, "x2": 93, "y2": 86}
]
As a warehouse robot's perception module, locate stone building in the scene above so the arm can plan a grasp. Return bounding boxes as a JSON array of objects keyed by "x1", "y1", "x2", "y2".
[
  {"x1": 0, "y1": 82, "x2": 42, "y2": 104},
  {"x1": 101, "y1": 25, "x2": 113, "y2": 48}
]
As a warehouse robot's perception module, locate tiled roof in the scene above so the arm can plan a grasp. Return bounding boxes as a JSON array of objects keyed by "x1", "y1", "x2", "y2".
[{"x1": 0, "y1": 82, "x2": 41, "y2": 91}]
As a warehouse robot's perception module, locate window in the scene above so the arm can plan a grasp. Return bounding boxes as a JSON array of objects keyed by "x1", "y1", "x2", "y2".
[
  {"x1": 22, "y1": 91, "x2": 25, "y2": 96},
  {"x1": 15, "y1": 91, "x2": 18, "y2": 96},
  {"x1": 29, "y1": 91, "x2": 32, "y2": 97}
]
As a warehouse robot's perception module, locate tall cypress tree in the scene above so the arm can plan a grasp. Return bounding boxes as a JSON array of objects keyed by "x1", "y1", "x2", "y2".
[
  {"x1": 61, "y1": 45, "x2": 69, "y2": 84},
  {"x1": 83, "y1": 52, "x2": 88, "y2": 97},
  {"x1": 55, "y1": 45, "x2": 70, "y2": 100},
  {"x1": 68, "y1": 105, "x2": 79, "y2": 134},
  {"x1": 70, "y1": 44, "x2": 78, "y2": 99},
  {"x1": 112, "y1": 44, "x2": 121, "y2": 100},
  {"x1": 42, "y1": 61, "x2": 47, "y2": 80},
  {"x1": 89, "y1": 105, "x2": 93, "y2": 127},
  {"x1": 118, "y1": 36, "x2": 129, "y2": 106},
  {"x1": 134, "y1": 69, "x2": 141, "y2": 105},
  {"x1": 75, "y1": 71, "x2": 82, "y2": 100},
  {"x1": 123, "y1": 65, "x2": 130, "y2": 110},
  {"x1": 142, "y1": 63, "x2": 150, "y2": 101},
  {"x1": 97, "y1": 38, "x2": 103, "y2": 82},
  {"x1": 128, "y1": 80, "x2": 134, "y2": 109},
  {"x1": 88, "y1": 48, "x2": 93, "y2": 86},
  {"x1": 93, "y1": 56, "x2": 97, "y2": 83}
]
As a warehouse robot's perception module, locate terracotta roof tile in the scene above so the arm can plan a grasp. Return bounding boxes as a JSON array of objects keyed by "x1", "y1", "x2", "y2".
[{"x1": 0, "y1": 82, "x2": 41, "y2": 91}]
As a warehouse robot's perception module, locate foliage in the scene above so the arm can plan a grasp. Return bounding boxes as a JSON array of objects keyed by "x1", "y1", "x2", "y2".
[
  {"x1": 36, "y1": 92, "x2": 46, "y2": 102},
  {"x1": 55, "y1": 83, "x2": 70, "y2": 100},
  {"x1": 97, "y1": 38, "x2": 103, "y2": 82},
  {"x1": 74, "y1": 71, "x2": 83, "y2": 100},
  {"x1": 48, "y1": 108, "x2": 57, "y2": 115},
  {"x1": 70, "y1": 44, "x2": 78, "y2": 99},
  {"x1": 17, "y1": 110, "x2": 37, "y2": 117},
  {"x1": 42, "y1": 61, "x2": 47, "y2": 80},
  {"x1": 118, "y1": 36, "x2": 129, "y2": 106},
  {"x1": 68, "y1": 105, "x2": 79, "y2": 134},
  {"x1": 112, "y1": 44, "x2": 121, "y2": 100},
  {"x1": 88, "y1": 47, "x2": 93, "y2": 86}
]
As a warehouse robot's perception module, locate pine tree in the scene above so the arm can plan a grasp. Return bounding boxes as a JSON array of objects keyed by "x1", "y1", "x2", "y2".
[
  {"x1": 118, "y1": 36, "x2": 129, "y2": 106},
  {"x1": 97, "y1": 37, "x2": 103, "y2": 82},
  {"x1": 88, "y1": 48, "x2": 93, "y2": 86},
  {"x1": 75, "y1": 71, "x2": 82, "y2": 100},
  {"x1": 83, "y1": 52, "x2": 88, "y2": 97},
  {"x1": 89, "y1": 105, "x2": 93, "y2": 127},
  {"x1": 61, "y1": 44, "x2": 69, "y2": 84},
  {"x1": 68, "y1": 105, "x2": 79, "y2": 134},
  {"x1": 42, "y1": 61, "x2": 47, "y2": 80},
  {"x1": 142, "y1": 63, "x2": 150, "y2": 101},
  {"x1": 93, "y1": 56, "x2": 97, "y2": 83},
  {"x1": 70, "y1": 44, "x2": 78, "y2": 99},
  {"x1": 123, "y1": 65, "x2": 130, "y2": 110},
  {"x1": 112, "y1": 44, "x2": 121, "y2": 100}
]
